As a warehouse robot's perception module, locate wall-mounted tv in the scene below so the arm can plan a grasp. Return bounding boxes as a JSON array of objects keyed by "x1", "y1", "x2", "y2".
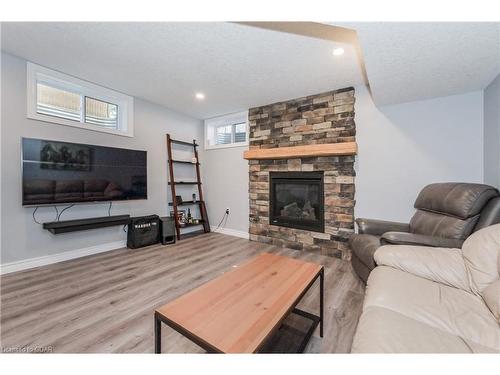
[{"x1": 22, "y1": 138, "x2": 147, "y2": 206}]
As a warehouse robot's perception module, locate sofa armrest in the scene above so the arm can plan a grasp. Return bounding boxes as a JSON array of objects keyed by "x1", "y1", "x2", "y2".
[
  {"x1": 380, "y1": 232, "x2": 465, "y2": 248},
  {"x1": 356, "y1": 218, "x2": 410, "y2": 236},
  {"x1": 374, "y1": 245, "x2": 471, "y2": 291}
]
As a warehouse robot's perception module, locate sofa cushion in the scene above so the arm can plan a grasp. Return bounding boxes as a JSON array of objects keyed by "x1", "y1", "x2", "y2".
[
  {"x1": 413, "y1": 183, "x2": 498, "y2": 219},
  {"x1": 363, "y1": 266, "x2": 500, "y2": 351},
  {"x1": 483, "y1": 280, "x2": 500, "y2": 322},
  {"x1": 351, "y1": 306, "x2": 497, "y2": 353},
  {"x1": 374, "y1": 245, "x2": 470, "y2": 291},
  {"x1": 348, "y1": 234, "x2": 380, "y2": 269},
  {"x1": 409, "y1": 210, "x2": 479, "y2": 239},
  {"x1": 462, "y1": 224, "x2": 500, "y2": 295}
]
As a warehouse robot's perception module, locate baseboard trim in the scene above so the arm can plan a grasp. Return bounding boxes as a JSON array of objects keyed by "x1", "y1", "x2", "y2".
[
  {"x1": 0, "y1": 240, "x2": 126, "y2": 275},
  {"x1": 210, "y1": 226, "x2": 249, "y2": 240}
]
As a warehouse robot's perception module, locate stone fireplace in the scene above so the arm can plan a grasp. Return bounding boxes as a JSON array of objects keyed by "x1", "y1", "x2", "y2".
[{"x1": 246, "y1": 87, "x2": 356, "y2": 259}]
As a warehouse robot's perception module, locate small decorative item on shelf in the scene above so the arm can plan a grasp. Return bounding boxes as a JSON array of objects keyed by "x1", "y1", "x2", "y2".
[
  {"x1": 175, "y1": 195, "x2": 183, "y2": 205},
  {"x1": 179, "y1": 210, "x2": 187, "y2": 226},
  {"x1": 193, "y1": 218, "x2": 199, "y2": 224},
  {"x1": 187, "y1": 208, "x2": 193, "y2": 224},
  {"x1": 170, "y1": 209, "x2": 186, "y2": 226},
  {"x1": 192, "y1": 193, "x2": 196, "y2": 202},
  {"x1": 191, "y1": 157, "x2": 197, "y2": 164}
]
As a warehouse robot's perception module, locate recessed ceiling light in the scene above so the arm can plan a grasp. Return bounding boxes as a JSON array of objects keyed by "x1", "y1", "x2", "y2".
[
  {"x1": 195, "y1": 92, "x2": 205, "y2": 100},
  {"x1": 332, "y1": 48, "x2": 345, "y2": 56}
]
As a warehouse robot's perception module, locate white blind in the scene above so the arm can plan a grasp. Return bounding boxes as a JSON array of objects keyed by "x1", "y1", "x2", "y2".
[
  {"x1": 36, "y1": 83, "x2": 81, "y2": 122},
  {"x1": 234, "y1": 122, "x2": 247, "y2": 143},
  {"x1": 216, "y1": 125, "x2": 233, "y2": 145},
  {"x1": 85, "y1": 97, "x2": 118, "y2": 129}
]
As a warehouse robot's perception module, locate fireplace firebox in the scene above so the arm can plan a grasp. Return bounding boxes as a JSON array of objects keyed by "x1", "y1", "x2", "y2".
[{"x1": 269, "y1": 172, "x2": 324, "y2": 232}]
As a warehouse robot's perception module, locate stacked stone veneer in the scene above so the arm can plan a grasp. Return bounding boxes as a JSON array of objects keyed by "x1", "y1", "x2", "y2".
[{"x1": 248, "y1": 87, "x2": 356, "y2": 259}]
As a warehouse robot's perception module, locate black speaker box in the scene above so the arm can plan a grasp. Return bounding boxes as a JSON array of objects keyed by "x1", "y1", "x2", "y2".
[
  {"x1": 159, "y1": 217, "x2": 176, "y2": 245},
  {"x1": 127, "y1": 215, "x2": 160, "y2": 249}
]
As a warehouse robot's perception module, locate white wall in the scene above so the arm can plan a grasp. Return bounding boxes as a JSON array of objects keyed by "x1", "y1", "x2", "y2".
[
  {"x1": 202, "y1": 85, "x2": 484, "y2": 234},
  {"x1": 483, "y1": 74, "x2": 500, "y2": 188},
  {"x1": 202, "y1": 146, "x2": 249, "y2": 234},
  {"x1": 1, "y1": 52, "x2": 203, "y2": 265},
  {"x1": 355, "y1": 85, "x2": 483, "y2": 222}
]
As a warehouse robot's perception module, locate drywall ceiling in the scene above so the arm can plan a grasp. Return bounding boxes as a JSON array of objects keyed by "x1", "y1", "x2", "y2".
[
  {"x1": 0, "y1": 22, "x2": 364, "y2": 119},
  {"x1": 2, "y1": 22, "x2": 498, "y2": 118},
  {"x1": 337, "y1": 22, "x2": 500, "y2": 106}
]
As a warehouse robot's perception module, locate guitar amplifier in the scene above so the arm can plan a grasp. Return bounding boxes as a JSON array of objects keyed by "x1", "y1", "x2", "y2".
[{"x1": 127, "y1": 215, "x2": 160, "y2": 249}]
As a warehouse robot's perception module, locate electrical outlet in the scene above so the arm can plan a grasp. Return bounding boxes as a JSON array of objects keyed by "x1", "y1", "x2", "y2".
[{"x1": 225, "y1": 208, "x2": 230, "y2": 215}]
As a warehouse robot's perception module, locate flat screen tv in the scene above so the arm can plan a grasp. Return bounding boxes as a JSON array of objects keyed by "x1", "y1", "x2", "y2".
[{"x1": 22, "y1": 138, "x2": 147, "y2": 206}]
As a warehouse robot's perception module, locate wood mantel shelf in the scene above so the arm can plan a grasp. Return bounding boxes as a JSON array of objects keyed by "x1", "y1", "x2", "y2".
[{"x1": 243, "y1": 142, "x2": 357, "y2": 160}]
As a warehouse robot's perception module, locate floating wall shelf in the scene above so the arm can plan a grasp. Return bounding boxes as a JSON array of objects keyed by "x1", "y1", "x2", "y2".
[{"x1": 43, "y1": 215, "x2": 131, "y2": 234}]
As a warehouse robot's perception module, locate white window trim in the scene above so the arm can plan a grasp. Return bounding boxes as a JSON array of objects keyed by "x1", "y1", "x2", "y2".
[
  {"x1": 204, "y1": 111, "x2": 248, "y2": 150},
  {"x1": 27, "y1": 62, "x2": 134, "y2": 137}
]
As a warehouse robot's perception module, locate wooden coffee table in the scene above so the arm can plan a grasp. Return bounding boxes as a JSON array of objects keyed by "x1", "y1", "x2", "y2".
[{"x1": 154, "y1": 252, "x2": 324, "y2": 353}]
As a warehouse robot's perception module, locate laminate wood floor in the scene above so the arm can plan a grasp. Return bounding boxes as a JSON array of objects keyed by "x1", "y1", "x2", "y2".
[{"x1": 0, "y1": 233, "x2": 365, "y2": 353}]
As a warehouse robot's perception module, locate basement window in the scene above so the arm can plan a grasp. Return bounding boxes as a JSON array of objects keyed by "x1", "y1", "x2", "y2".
[
  {"x1": 27, "y1": 62, "x2": 134, "y2": 137},
  {"x1": 205, "y1": 111, "x2": 248, "y2": 150},
  {"x1": 215, "y1": 122, "x2": 247, "y2": 145}
]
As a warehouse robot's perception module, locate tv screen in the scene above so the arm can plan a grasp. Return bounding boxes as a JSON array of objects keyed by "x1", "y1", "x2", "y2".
[{"x1": 22, "y1": 138, "x2": 147, "y2": 206}]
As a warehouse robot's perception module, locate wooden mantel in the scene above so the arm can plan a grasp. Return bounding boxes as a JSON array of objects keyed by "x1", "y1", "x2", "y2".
[{"x1": 243, "y1": 142, "x2": 357, "y2": 160}]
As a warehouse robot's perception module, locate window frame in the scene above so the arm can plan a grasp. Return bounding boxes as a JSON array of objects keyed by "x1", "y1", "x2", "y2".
[
  {"x1": 27, "y1": 62, "x2": 134, "y2": 137},
  {"x1": 204, "y1": 111, "x2": 248, "y2": 150}
]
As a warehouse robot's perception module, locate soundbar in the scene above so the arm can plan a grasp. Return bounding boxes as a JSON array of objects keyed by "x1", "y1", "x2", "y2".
[{"x1": 43, "y1": 215, "x2": 131, "y2": 234}]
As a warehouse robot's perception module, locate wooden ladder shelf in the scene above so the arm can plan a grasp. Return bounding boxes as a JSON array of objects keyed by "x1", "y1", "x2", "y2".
[{"x1": 166, "y1": 134, "x2": 210, "y2": 240}]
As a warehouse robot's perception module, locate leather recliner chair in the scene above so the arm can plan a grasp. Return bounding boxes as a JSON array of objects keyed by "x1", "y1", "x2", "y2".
[{"x1": 349, "y1": 182, "x2": 500, "y2": 283}]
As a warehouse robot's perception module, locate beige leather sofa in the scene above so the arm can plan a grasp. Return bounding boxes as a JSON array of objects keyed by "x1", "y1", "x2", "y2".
[{"x1": 351, "y1": 223, "x2": 500, "y2": 353}]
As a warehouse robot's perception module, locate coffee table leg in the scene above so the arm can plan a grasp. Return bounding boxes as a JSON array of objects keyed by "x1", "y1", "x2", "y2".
[
  {"x1": 155, "y1": 313, "x2": 162, "y2": 353},
  {"x1": 320, "y1": 268, "x2": 324, "y2": 338}
]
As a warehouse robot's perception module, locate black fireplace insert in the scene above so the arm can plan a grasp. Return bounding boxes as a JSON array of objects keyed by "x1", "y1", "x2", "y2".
[{"x1": 269, "y1": 171, "x2": 324, "y2": 232}]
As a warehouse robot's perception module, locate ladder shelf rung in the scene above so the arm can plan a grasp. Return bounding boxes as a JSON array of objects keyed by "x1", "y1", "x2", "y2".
[
  {"x1": 170, "y1": 159, "x2": 200, "y2": 165},
  {"x1": 169, "y1": 200, "x2": 204, "y2": 206},
  {"x1": 178, "y1": 221, "x2": 205, "y2": 228},
  {"x1": 170, "y1": 139, "x2": 198, "y2": 147},
  {"x1": 168, "y1": 181, "x2": 201, "y2": 185}
]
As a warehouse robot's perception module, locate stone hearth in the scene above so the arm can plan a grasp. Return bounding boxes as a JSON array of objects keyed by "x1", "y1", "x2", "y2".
[{"x1": 248, "y1": 87, "x2": 356, "y2": 259}]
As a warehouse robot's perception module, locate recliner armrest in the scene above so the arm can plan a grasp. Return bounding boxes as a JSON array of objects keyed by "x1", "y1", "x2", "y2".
[
  {"x1": 356, "y1": 218, "x2": 410, "y2": 236},
  {"x1": 374, "y1": 245, "x2": 471, "y2": 291},
  {"x1": 380, "y1": 232, "x2": 464, "y2": 248}
]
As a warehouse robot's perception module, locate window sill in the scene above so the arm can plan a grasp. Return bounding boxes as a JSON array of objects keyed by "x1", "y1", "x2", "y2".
[
  {"x1": 205, "y1": 142, "x2": 249, "y2": 151},
  {"x1": 27, "y1": 112, "x2": 134, "y2": 138}
]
